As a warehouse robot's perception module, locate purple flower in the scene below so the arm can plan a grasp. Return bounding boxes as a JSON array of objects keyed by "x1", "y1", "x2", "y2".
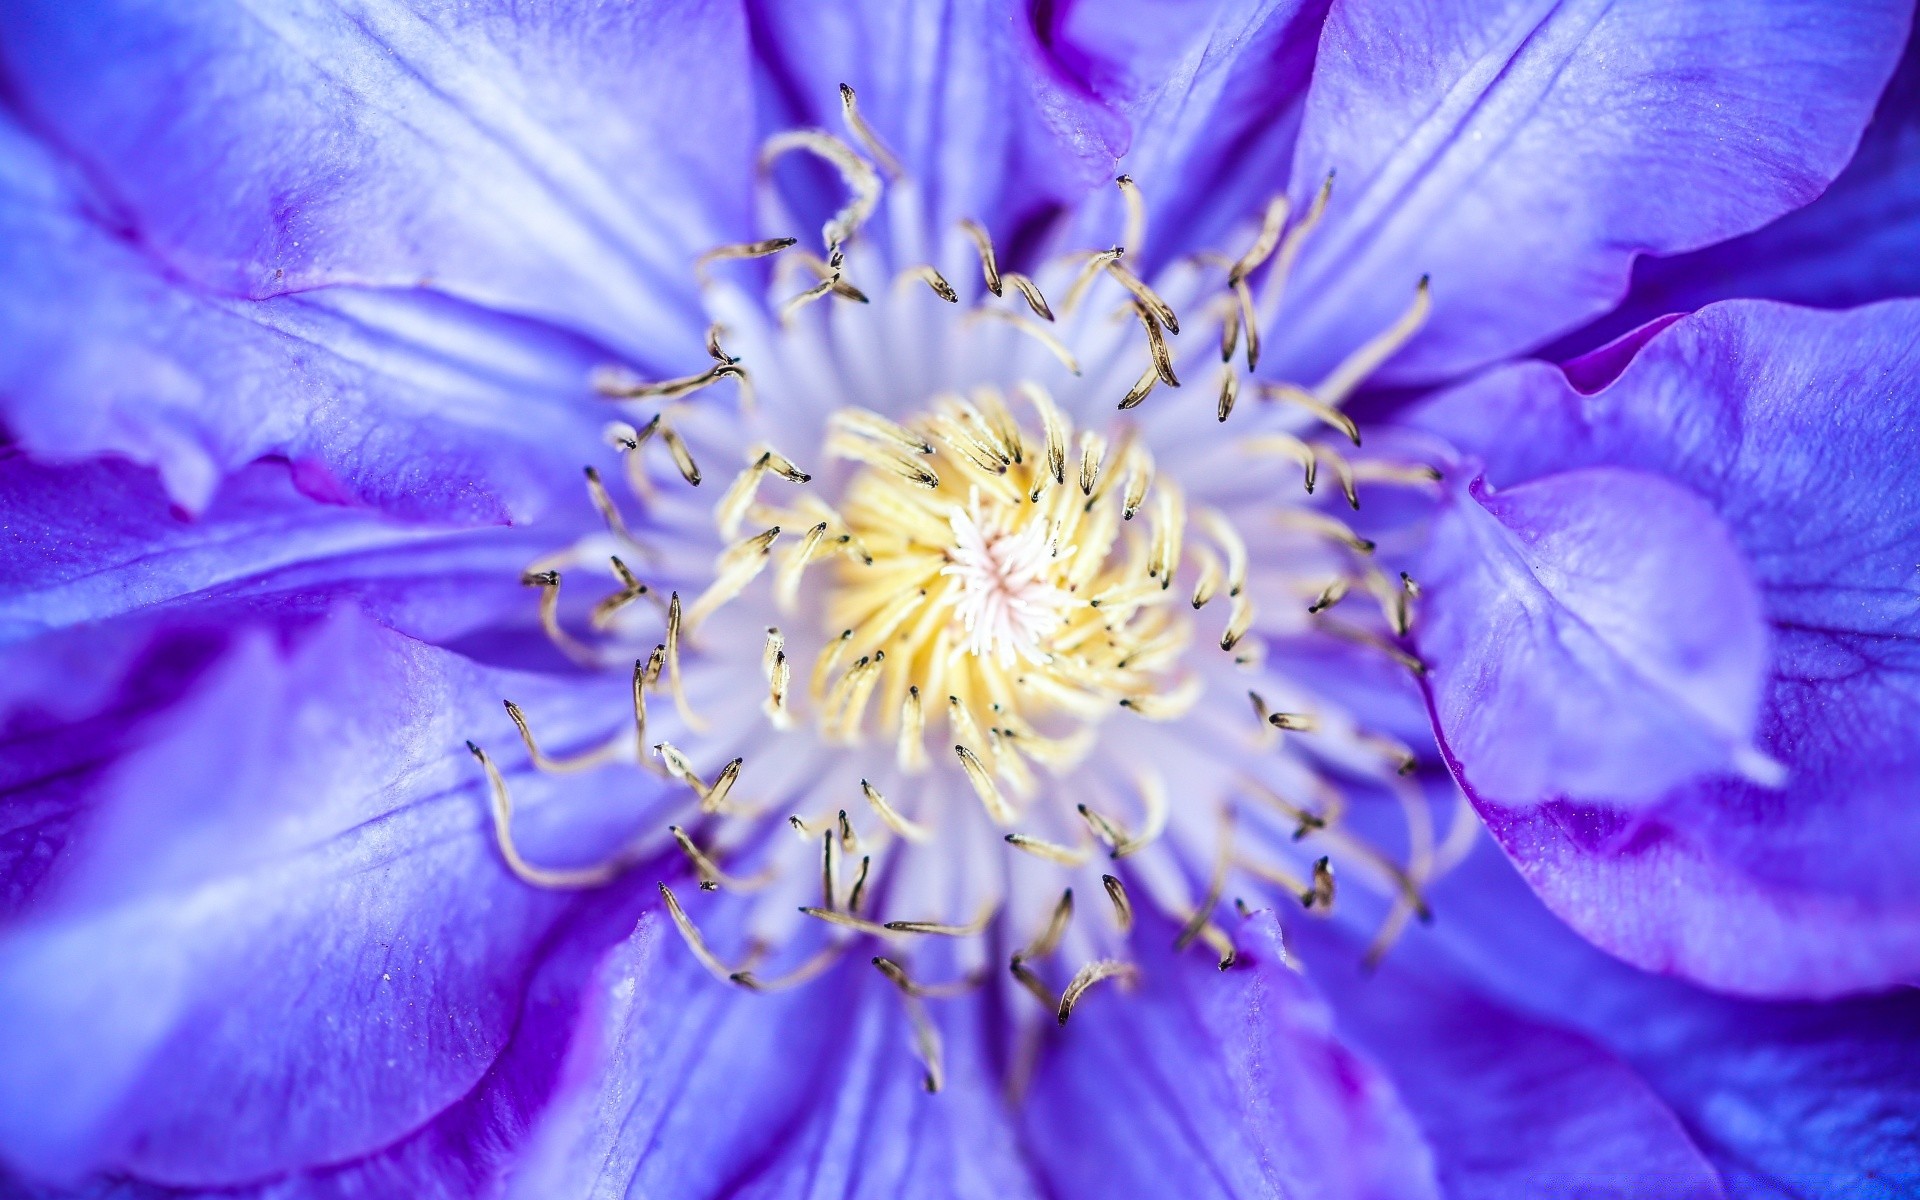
[{"x1": 0, "y1": 2, "x2": 1916, "y2": 1197}]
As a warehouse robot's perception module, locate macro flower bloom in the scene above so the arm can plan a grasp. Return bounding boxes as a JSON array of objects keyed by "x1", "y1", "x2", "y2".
[{"x1": 1, "y1": 2, "x2": 1918, "y2": 1197}]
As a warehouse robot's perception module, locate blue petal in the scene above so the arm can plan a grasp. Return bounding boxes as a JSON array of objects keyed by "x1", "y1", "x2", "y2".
[
  {"x1": 747, "y1": 0, "x2": 1124, "y2": 247},
  {"x1": 0, "y1": 610, "x2": 662, "y2": 1186},
  {"x1": 1575, "y1": 24, "x2": 1920, "y2": 349},
  {"x1": 1048, "y1": 0, "x2": 1330, "y2": 271},
  {"x1": 1020, "y1": 913, "x2": 1439, "y2": 1200},
  {"x1": 510, "y1": 915, "x2": 1042, "y2": 1199},
  {"x1": 1407, "y1": 844, "x2": 1920, "y2": 1196},
  {"x1": 0, "y1": 0, "x2": 752, "y2": 362},
  {"x1": 1414, "y1": 466, "x2": 1770, "y2": 806},
  {"x1": 0, "y1": 118, "x2": 609, "y2": 519},
  {"x1": 1408, "y1": 298, "x2": 1920, "y2": 996},
  {"x1": 1296, "y1": 909, "x2": 1723, "y2": 1199},
  {"x1": 1264, "y1": 0, "x2": 1911, "y2": 385}
]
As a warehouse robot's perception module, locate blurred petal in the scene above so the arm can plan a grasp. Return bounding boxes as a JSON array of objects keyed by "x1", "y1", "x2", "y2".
[
  {"x1": 1409, "y1": 298, "x2": 1920, "y2": 995},
  {"x1": 511, "y1": 916, "x2": 1041, "y2": 1200},
  {"x1": 0, "y1": 118, "x2": 607, "y2": 519},
  {"x1": 1266, "y1": 0, "x2": 1911, "y2": 384},
  {"x1": 1415, "y1": 467, "x2": 1770, "y2": 807},
  {"x1": 1020, "y1": 914, "x2": 1439, "y2": 1200},
  {"x1": 0, "y1": 0, "x2": 752, "y2": 361},
  {"x1": 747, "y1": 0, "x2": 1123, "y2": 246},
  {"x1": 0, "y1": 610, "x2": 659, "y2": 1185}
]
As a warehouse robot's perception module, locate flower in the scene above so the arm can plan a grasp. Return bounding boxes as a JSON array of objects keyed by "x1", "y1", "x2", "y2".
[{"x1": 0, "y1": 2, "x2": 1917, "y2": 1197}]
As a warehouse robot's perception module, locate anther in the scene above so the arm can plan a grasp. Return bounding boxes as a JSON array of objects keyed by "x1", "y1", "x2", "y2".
[
  {"x1": 659, "y1": 424, "x2": 703, "y2": 485},
  {"x1": 820, "y1": 830, "x2": 836, "y2": 911},
  {"x1": 1228, "y1": 193, "x2": 1291, "y2": 285},
  {"x1": 1056, "y1": 960, "x2": 1139, "y2": 1025},
  {"x1": 1101, "y1": 874, "x2": 1134, "y2": 932},
  {"x1": 1267, "y1": 711, "x2": 1320, "y2": 732},
  {"x1": 668, "y1": 825, "x2": 771, "y2": 891},
  {"x1": 1216, "y1": 367, "x2": 1239, "y2": 423},
  {"x1": 582, "y1": 465, "x2": 631, "y2": 539},
  {"x1": 1316, "y1": 275, "x2": 1432, "y2": 408},
  {"x1": 705, "y1": 323, "x2": 739, "y2": 364},
  {"x1": 760, "y1": 130, "x2": 882, "y2": 250},
  {"x1": 1003, "y1": 273, "x2": 1055, "y2": 322},
  {"x1": 848, "y1": 854, "x2": 872, "y2": 913},
  {"x1": 1174, "y1": 807, "x2": 1235, "y2": 953},
  {"x1": 664, "y1": 592, "x2": 705, "y2": 729},
  {"x1": 1130, "y1": 302, "x2": 1180, "y2": 387},
  {"x1": 908, "y1": 264, "x2": 960, "y2": 303},
  {"x1": 959, "y1": 218, "x2": 1003, "y2": 296},
  {"x1": 1303, "y1": 856, "x2": 1336, "y2": 909},
  {"x1": 1118, "y1": 362, "x2": 1159, "y2": 411},
  {"x1": 703, "y1": 758, "x2": 744, "y2": 814},
  {"x1": 1308, "y1": 579, "x2": 1350, "y2": 614},
  {"x1": 593, "y1": 361, "x2": 744, "y2": 402},
  {"x1": 955, "y1": 744, "x2": 1016, "y2": 825},
  {"x1": 1076, "y1": 802, "x2": 1130, "y2": 850},
  {"x1": 1009, "y1": 957, "x2": 1058, "y2": 1011},
  {"x1": 883, "y1": 900, "x2": 996, "y2": 937}
]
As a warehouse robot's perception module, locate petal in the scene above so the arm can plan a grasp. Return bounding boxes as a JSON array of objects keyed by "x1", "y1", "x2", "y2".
[
  {"x1": 1412, "y1": 843, "x2": 1920, "y2": 1196},
  {"x1": 747, "y1": 0, "x2": 1124, "y2": 246},
  {"x1": 0, "y1": 0, "x2": 753, "y2": 361},
  {"x1": 1265, "y1": 0, "x2": 1911, "y2": 385},
  {"x1": 1295, "y1": 915, "x2": 1723, "y2": 1199},
  {"x1": 1414, "y1": 466, "x2": 1771, "y2": 807},
  {"x1": 0, "y1": 610, "x2": 662, "y2": 1185},
  {"x1": 1408, "y1": 298, "x2": 1920, "y2": 995},
  {"x1": 0, "y1": 119, "x2": 608, "y2": 519},
  {"x1": 1047, "y1": 0, "x2": 1331, "y2": 270},
  {"x1": 510, "y1": 915, "x2": 1042, "y2": 1200},
  {"x1": 1576, "y1": 24, "x2": 1920, "y2": 349},
  {"x1": 1020, "y1": 913, "x2": 1439, "y2": 1200}
]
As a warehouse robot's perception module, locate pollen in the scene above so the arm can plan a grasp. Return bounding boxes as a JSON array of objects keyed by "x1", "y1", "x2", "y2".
[{"x1": 759, "y1": 387, "x2": 1196, "y2": 800}]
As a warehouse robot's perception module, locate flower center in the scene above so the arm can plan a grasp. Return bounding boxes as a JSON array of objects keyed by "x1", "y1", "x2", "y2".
[{"x1": 763, "y1": 390, "x2": 1196, "y2": 798}]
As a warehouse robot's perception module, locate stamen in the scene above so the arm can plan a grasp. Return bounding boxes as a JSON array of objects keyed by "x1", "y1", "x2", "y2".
[
  {"x1": 731, "y1": 945, "x2": 843, "y2": 992},
  {"x1": 1061, "y1": 248, "x2": 1123, "y2": 315},
  {"x1": 1276, "y1": 509, "x2": 1375, "y2": 554},
  {"x1": 1216, "y1": 366, "x2": 1239, "y2": 422},
  {"x1": 1004, "y1": 832, "x2": 1091, "y2": 866},
  {"x1": 1130, "y1": 302, "x2": 1180, "y2": 387},
  {"x1": 583, "y1": 466, "x2": 631, "y2": 539},
  {"x1": 904, "y1": 991, "x2": 945, "y2": 1093},
  {"x1": 848, "y1": 854, "x2": 872, "y2": 912},
  {"x1": 703, "y1": 758, "x2": 745, "y2": 814},
  {"x1": 659, "y1": 883, "x2": 747, "y2": 984},
  {"x1": 1118, "y1": 363, "x2": 1158, "y2": 411},
  {"x1": 1175, "y1": 808, "x2": 1235, "y2": 952},
  {"x1": 590, "y1": 557, "x2": 652, "y2": 631},
  {"x1": 1262, "y1": 383, "x2": 1361, "y2": 445},
  {"x1": 502, "y1": 700, "x2": 625, "y2": 774},
  {"x1": 967, "y1": 308, "x2": 1082, "y2": 375},
  {"x1": 685, "y1": 524, "x2": 780, "y2": 628},
  {"x1": 1302, "y1": 855, "x2": 1336, "y2": 909},
  {"x1": 1077, "y1": 802, "x2": 1131, "y2": 850},
  {"x1": 1009, "y1": 957, "x2": 1058, "y2": 1010},
  {"x1": 860, "y1": 779, "x2": 932, "y2": 842},
  {"x1": 1266, "y1": 711, "x2": 1320, "y2": 732},
  {"x1": 871, "y1": 957, "x2": 981, "y2": 999},
  {"x1": 1228, "y1": 194, "x2": 1291, "y2": 284},
  {"x1": 1105, "y1": 256, "x2": 1179, "y2": 333},
  {"x1": 820, "y1": 830, "x2": 835, "y2": 910},
  {"x1": 907, "y1": 264, "x2": 960, "y2": 303},
  {"x1": 798, "y1": 906, "x2": 894, "y2": 936},
  {"x1": 838, "y1": 83, "x2": 904, "y2": 180},
  {"x1": 669, "y1": 825, "x2": 773, "y2": 891},
  {"x1": 695, "y1": 235, "x2": 798, "y2": 278},
  {"x1": 1111, "y1": 771, "x2": 1169, "y2": 858},
  {"x1": 469, "y1": 742, "x2": 627, "y2": 888},
  {"x1": 1021, "y1": 888, "x2": 1076, "y2": 961},
  {"x1": 522, "y1": 570, "x2": 600, "y2": 667},
  {"x1": 761, "y1": 130, "x2": 882, "y2": 250},
  {"x1": 1116, "y1": 175, "x2": 1148, "y2": 260},
  {"x1": 706, "y1": 323, "x2": 739, "y2": 364},
  {"x1": 955, "y1": 744, "x2": 1016, "y2": 824},
  {"x1": 1316, "y1": 275, "x2": 1431, "y2": 407},
  {"x1": 762, "y1": 628, "x2": 792, "y2": 728},
  {"x1": 664, "y1": 592, "x2": 706, "y2": 729},
  {"x1": 1003, "y1": 273, "x2": 1055, "y2": 322},
  {"x1": 884, "y1": 901, "x2": 996, "y2": 937},
  {"x1": 593, "y1": 361, "x2": 744, "y2": 401},
  {"x1": 959, "y1": 219, "x2": 1003, "y2": 296},
  {"x1": 660, "y1": 424, "x2": 703, "y2": 485},
  {"x1": 1056, "y1": 960, "x2": 1139, "y2": 1025},
  {"x1": 1101, "y1": 873, "x2": 1134, "y2": 932}
]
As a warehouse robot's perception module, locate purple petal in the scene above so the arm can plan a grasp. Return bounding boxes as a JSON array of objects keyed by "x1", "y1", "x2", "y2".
[
  {"x1": 0, "y1": 0, "x2": 751, "y2": 362},
  {"x1": 0, "y1": 119, "x2": 607, "y2": 519},
  {"x1": 1046, "y1": 0, "x2": 1330, "y2": 270},
  {"x1": 746, "y1": 0, "x2": 1124, "y2": 246},
  {"x1": 1414, "y1": 467, "x2": 1771, "y2": 807},
  {"x1": 0, "y1": 610, "x2": 659, "y2": 1185},
  {"x1": 1409, "y1": 844, "x2": 1920, "y2": 1194},
  {"x1": 511, "y1": 916, "x2": 1042, "y2": 1199},
  {"x1": 1296, "y1": 914, "x2": 1722, "y2": 1199},
  {"x1": 1572, "y1": 24, "x2": 1920, "y2": 351},
  {"x1": 1265, "y1": 0, "x2": 1911, "y2": 385},
  {"x1": 1020, "y1": 913, "x2": 1439, "y2": 1200},
  {"x1": 1408, "y1": 298, "x2": 1920, "y2": 996}
]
